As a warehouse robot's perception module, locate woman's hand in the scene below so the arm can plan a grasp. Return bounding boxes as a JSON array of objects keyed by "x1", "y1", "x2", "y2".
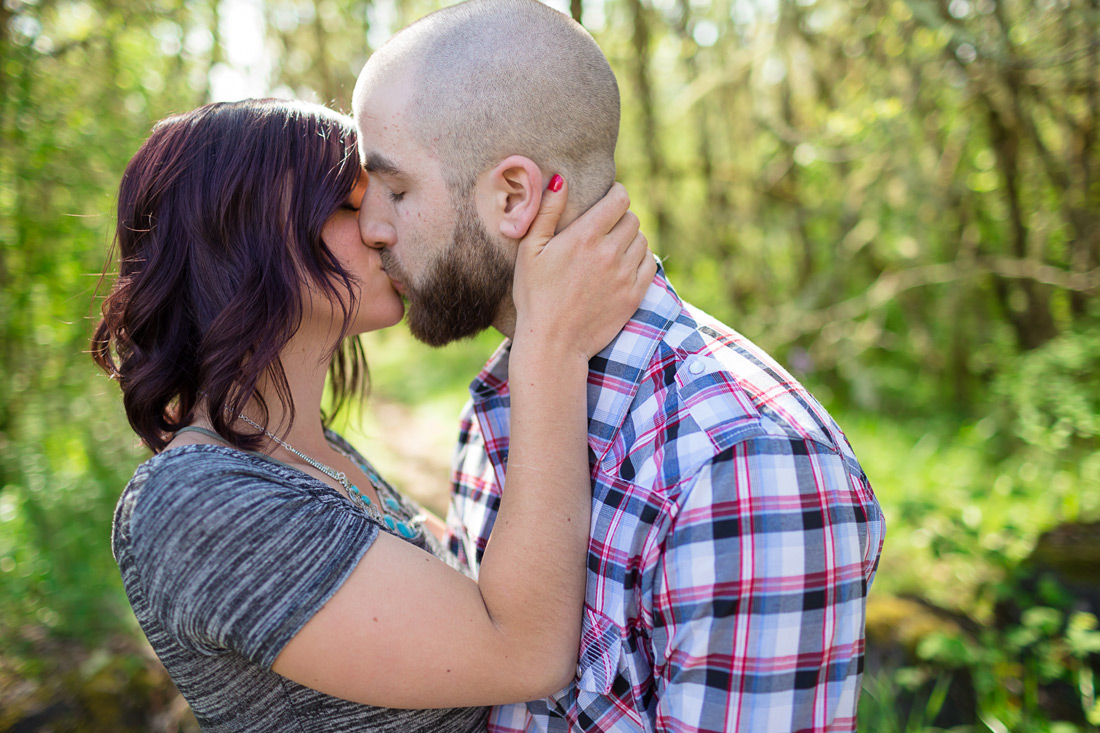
[{"x1": 511, "y1": 177, "x2": 655, "y2": 361}]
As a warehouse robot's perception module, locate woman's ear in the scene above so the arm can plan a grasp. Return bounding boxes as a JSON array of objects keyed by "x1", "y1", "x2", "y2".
[{"x1": 476, "y1": 155, "x2": 545, "y2": 240}]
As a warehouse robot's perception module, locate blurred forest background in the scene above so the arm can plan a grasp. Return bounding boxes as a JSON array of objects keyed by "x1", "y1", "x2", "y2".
[{"x1": 1, "y1": 0, "x2": 1098, "y2": 729}]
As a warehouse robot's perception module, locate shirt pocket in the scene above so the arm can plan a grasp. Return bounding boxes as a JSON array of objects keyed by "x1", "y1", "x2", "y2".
[
  {"x1": 577, "y1": 604, "x2": 622, "y2": 694},
  {"x1": 547, "y1": 604, "x2": 621, "y2": 714}
]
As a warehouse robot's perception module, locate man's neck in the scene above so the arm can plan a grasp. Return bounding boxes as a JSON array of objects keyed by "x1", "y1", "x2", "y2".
[{"x1": 492, "y1": 302, "x2": 517, "y2": 340}]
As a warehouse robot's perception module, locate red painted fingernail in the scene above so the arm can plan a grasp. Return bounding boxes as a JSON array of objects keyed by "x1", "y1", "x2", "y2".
[{"x1": 548, "y1": 174, "x2": 564, "y2": 192}]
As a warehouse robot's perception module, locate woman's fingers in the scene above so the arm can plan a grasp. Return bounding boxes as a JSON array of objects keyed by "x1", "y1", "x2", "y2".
[
  {"x1": 567, "y1": 182, "x2": 630, "y2": 242},
  {"x1": 605, "y1": 209, "x2": 641, "y2": 254},
  {"x1": 521, "y1": 175, "x2": 569, "y2": 252},
  {"x1": 599, "y1": 208, "x2": 649, "y2": 286},
  {"x1": 630, "y1": 231, "x2": 655, "y2": 283}
]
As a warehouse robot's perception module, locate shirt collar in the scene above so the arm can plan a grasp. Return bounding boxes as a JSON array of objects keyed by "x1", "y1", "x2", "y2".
[
  {"x1": 468, "y1": 339, "x2": 512, "y2": 402},
  {"x1": 468, "y1": 261, "x2": 683, "y2": 459}
]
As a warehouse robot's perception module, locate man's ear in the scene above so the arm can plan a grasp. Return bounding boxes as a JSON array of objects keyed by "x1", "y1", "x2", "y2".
[{"x1": 476, "y1": 155, "x2": 544, "y2": 241}]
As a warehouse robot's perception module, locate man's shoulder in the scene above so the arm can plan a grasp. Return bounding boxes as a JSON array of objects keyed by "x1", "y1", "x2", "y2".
[{"x1": 633, "y1": 298, "x2": 850, "y2": 459}]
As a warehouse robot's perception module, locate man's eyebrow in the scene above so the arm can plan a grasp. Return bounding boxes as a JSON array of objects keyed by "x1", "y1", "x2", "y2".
[{"x1": 363, "y1": 152, "x2": 402, "y2": 176}]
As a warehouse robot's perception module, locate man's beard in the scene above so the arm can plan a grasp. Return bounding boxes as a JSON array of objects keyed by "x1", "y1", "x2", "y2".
[{"x1": 382, "y1": 198, "x2": 512, "y2": 347}]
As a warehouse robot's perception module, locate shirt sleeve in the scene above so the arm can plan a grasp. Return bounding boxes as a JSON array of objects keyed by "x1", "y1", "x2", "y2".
[
  {"x1": 445, "y1": 400, "x2": 500, "y2": 574},
  {"x1": 129, "y1": 451, "x2": 380, "y2": 669},
  {"x1": 652, "y1": 434, "x2": 884, "y2": 733}
]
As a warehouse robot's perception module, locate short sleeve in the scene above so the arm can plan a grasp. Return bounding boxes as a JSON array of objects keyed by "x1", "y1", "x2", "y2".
[{"x1": 128, "y1": 448, "x2": 379, "y2": 669}]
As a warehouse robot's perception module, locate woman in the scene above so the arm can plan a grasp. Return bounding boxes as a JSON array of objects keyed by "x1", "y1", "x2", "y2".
[{"x1": 92, "y1": 98, "x2": 655, "y2": 731}]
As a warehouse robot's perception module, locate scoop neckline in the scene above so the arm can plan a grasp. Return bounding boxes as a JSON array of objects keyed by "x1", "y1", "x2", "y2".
[
  {"x1": 154, "y1": 441, "x2": 357, "y2": 505},
  {"x1": 152, "y1": 438, "x2": 422, "y2": 541},
  {"x1": 162, "y1": 427, "x2": 351, "y2": 482}
]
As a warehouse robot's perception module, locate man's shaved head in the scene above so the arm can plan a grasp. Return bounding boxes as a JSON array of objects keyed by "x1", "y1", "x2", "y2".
[{"x1": 354, "y1": 0, "x2": 619, "y2": 210}]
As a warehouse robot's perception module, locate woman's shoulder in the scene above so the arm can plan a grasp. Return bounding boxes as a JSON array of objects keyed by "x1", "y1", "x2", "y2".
[
  {"x1": 126, "y1": 444, "x2": 286, "y2": 500},
  {"x1": 114, "y1": 443, "x2": 373, "y2": 575},
  {"x1": 116, "y1": 444, "x2": 345, "y2": 539}
]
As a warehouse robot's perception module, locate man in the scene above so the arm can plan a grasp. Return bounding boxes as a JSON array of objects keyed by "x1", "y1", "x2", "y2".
[{"x1": 353, "y1": 1, "x2": 886, "y2": 730}]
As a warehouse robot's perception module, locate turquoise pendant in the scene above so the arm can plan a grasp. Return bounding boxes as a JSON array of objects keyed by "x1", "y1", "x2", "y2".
[
  {"x1": 348, "y1": 481, "x2": 414, "y2": 538},
  {"x1": 381, "y1": 514, "x2": 415, "y2": 538}
]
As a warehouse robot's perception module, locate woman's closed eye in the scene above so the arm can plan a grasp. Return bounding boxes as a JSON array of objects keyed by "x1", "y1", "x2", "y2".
[{"x1": 388, "y1": 191, "x2": 405, "y2": 204}]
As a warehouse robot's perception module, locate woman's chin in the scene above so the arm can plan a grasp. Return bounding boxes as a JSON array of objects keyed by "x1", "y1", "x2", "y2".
[{"x1": 357, "y1": 303, "x2": 407, "y2": 335}]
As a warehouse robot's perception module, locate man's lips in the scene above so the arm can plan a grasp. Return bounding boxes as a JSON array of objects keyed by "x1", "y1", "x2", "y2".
[
  {"x1": 379, "y1": 254, "x2": 408, "y2": 296},
  {"x1": 383, "y1": 268, "x2": 406, "y2": 295}
]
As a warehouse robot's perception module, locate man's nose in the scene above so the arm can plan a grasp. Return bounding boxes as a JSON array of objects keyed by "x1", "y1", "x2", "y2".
[
  {"x1": 359, "y1": 217, "x2": 396, "y2": 249},
  {"x1": 358, "y1": 189, "x2": 396, "y2": 249}
]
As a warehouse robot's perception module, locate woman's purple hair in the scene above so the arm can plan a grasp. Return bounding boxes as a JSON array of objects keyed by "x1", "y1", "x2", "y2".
[{"x1": 92, "y1": 98, "x2": 366, "y2": 452}]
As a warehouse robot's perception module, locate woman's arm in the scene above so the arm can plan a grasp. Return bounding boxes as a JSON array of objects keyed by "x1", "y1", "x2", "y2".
[{"x1": 271, "y1": 180, "x2": 655, "y2": 708}]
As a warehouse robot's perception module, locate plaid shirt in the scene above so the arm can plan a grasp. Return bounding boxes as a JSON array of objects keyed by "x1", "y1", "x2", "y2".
[{"x1": 446, "y1": 268, "x2": 885, "y2": 732}]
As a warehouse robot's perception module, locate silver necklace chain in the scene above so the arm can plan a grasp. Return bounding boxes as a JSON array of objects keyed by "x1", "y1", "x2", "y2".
[{"x1": 236, "y1": 413, "x2": 420, "y2": 538}]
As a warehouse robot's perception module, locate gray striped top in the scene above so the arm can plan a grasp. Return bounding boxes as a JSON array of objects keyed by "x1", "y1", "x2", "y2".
[{"x1": 112, "y1": 439, "x2": 489, "y2": 732}]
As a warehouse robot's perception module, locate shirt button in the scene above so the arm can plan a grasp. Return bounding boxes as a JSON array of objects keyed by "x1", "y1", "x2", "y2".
[{"x1": 688, "y1": 359, "x2": 705, "y2": 374}]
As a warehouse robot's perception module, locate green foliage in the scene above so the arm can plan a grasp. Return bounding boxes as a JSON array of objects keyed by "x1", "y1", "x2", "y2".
[
  {"x1": 993, "y1": 322, "x2": 1100, "y2": 454},
  {"x1": 841, "y1": 412, "x2": 1098, "y2": 613},
  {"x1": 861, "y1": 606, "x2": 1100, "y2": 732},
  {"x1": 900, "y1": 609, "x2": 1100, "y2": 732},
  {"x1": 0, "y1": 0, "x2": 219, "y2": 646},
  {"x1": 604, "y1": 0, "x2": 1099, "y2": 419},
  {"x1": 846, "y1": 404, "x2": 1098, "y2": 730},
  {"x1": 361, "y1": 327, "x2": 506, "y2": 406},
  {"x1": 858, "y1": 672, "x2": 956, "y2": 733}
]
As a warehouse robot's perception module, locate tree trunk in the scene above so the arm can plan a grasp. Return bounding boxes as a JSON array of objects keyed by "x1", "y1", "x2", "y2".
[{"x1": 625, "y1": 0, "x2": 671, "y2": 250}]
